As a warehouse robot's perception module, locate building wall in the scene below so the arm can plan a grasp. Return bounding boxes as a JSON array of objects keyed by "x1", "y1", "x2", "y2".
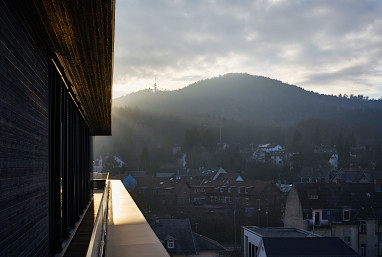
[
  {"x1": 332, "y1": 224, "x2": 358, "y2": 253},
  {"x1": 242, "y1": 228, "x2": 262, "y2": 257},
  {"x1": 358, "y1": 220, "x2": 379, "y2": 257},
  {"x1": 188, "y1": 251, "x2": 220, "y2": 257},
  {"x1": 379, "y1": 224, "x2": 382, "y2": 257},
  {"x1": 1, "y1": 2, "x2": 93, "y2": 256},
  {"x1": 0, "y1": 2, "x2": 50, "y2": 256},
  {"x1": 283, "y1": 187, "x2": 305, "y2": 229}
]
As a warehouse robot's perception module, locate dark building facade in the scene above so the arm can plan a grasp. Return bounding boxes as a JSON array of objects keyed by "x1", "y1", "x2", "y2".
[{"x1": 0, "y1": 1, "x2": 114, "y2": 256}]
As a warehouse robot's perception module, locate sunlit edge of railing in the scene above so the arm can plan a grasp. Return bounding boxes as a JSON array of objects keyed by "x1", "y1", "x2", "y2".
[{"x1": 86, "y1": 173, "x2": 110, "y2": 257}]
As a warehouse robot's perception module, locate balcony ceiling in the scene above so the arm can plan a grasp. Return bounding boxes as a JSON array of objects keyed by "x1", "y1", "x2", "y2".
[{"x1": 34, "y1": 0, "x2": 115, "y2": 135}]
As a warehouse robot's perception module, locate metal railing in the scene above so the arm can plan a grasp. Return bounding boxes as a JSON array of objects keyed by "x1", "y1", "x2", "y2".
[{"x1": 86, "y1": 173, "x2": 110, "y2": 257}]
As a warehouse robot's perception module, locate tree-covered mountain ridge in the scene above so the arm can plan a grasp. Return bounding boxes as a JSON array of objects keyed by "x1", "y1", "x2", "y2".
[{"x1": 113, "y1": 73, "x2": 382, "y2": 125}]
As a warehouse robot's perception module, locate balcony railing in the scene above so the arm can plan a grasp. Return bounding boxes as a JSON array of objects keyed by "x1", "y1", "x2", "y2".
[
  {"x1": 307, "y1": 219, "x2": 331, "y2": 227},
  {"x1": 87, "y1": 173, "x2": 110, "y2": 257},
  {"x1": 86, "y1": 175, "x2": 169, "y2": 257}
]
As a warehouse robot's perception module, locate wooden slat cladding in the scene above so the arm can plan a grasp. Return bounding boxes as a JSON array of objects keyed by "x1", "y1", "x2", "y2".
[
  {"x1": 1, "y1": 0, "x2": 113, "y2": 255},
  {"x1": 0, "y1": 1, "x2": 50, "y2": 256},
  {"x1": 49, "y1": 63, "x2": 92, "y2": 254},
  {"x1": 34, "y1": 0, "x2": 115, "y2": 135}
]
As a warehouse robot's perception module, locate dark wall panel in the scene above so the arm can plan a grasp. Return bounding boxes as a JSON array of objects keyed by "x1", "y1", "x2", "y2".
[{"x1": 0, "y1": 1, "x2": 49, "y2": 256}]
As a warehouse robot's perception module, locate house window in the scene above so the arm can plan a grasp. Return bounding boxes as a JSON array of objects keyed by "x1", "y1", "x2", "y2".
[
  {"x1": 360, "y1": 244, "x2": 366, "y2": 256},
  {"x1": 343, "y1": 210, "x2": 350, "y2": 221},
  {"x1": 220, "y1": 188, "x2": 223, "y2": 193},
  {"x1": 360, "y1": 221, "x2": 366, "y2": 233},
  {"x1": 162, "y1": 199, "x2": 166, "y2": 205},
  {"x1": 245, "y1": 236, "x2": 248, "y2": 257},
  {"x1": 229, "y1": 197, "x2": 232, "y2": 203},
  {"x1": 237, "y1": 187, "x2": 241, "y2": 193},
  {"x1": 343, "y1": 231, "x2": 351, "y2": 245},
  {"x1": 194, "y1": 188, "x2": 198, "y2": 193},
  {"x1": 248, "y1": 242, "x2": 256, "y2": 257},
  {"x1": 201, "y1": 188, "x2": 205, "y2": 193},
  {"x1": 184, "y1": 189, "x2": 187, "y2": 194},
  {"x1": 245, "y1": 198, "x2": 249, "y2": 205},
  {"x1": 313, "y1": 210, "x2": 321, "y2": 226},
  {"x1": 228, "y1": 187, "x2": 231, "y2": 193},
  {"x1": 245, "y1": 188, "x2": 249, "y2": 193},
  {"x1": 309, "y1": 194, "x2": 318, "y2": 200},
  {"x1": 167, "y1": 239, "x2": 175, "y2": 249}
]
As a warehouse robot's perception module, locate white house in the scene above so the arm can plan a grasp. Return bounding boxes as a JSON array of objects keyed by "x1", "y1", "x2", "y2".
[
  {"x1": 242, "y1": 226, "x2": 317, "y2": 257},
  {"x1": 242, "y1": 226, "x2": 358, "y2": 257},
  {"x1": 258, "y1": 144, "x2": 284, "y2": 153},
  {"x1": 329, "y1": 154, "x2": 338, "y2": 170},
  {"x1": 93, "y1": 155, "x2": 103, "y2": 172}
]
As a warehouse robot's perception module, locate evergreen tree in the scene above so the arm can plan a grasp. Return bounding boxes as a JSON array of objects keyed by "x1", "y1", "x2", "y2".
[{"x1": 139, "y1": 146, "x2": 151, "y2": 173}]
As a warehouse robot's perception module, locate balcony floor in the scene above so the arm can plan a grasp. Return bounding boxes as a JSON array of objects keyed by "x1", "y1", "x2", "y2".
[{"x1": 63, "y1": 192, "x2": 103, "y2": 257}]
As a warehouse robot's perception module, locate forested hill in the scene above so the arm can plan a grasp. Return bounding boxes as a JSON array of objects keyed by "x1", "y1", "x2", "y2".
[{"x1": 113, "y1": 73, "x2": 382, "y2": 125}]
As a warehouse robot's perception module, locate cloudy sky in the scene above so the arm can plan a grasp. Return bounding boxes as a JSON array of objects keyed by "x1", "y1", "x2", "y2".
[{"x1": 113, "y1": 0, "x2": 382, "y2": 99}]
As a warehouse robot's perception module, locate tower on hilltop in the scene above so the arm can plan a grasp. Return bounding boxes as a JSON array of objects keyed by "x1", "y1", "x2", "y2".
[{"x1": 154, "y1": 78, "x2": 157, "y2": 93}]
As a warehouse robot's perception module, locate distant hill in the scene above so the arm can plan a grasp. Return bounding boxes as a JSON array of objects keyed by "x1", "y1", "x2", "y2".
[{"x1": 113, "y1": 73, "x2": 382, "y2": 125}]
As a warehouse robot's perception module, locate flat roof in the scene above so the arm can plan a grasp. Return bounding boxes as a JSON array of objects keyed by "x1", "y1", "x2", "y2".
[
  {"x1": 243, "y1": 226, "x2": 317, "y2": 238},
  {"x1": 263, "y1": 237, "x2": 359, "y2": 257}
]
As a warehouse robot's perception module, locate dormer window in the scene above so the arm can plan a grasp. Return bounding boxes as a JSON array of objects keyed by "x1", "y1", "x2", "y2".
[
  {"x1": 309, "y1": 194, "x2": 318, "y2": 200},
  {"x1": 167, "y1": 239, "x2": 175, "y2": 249},
  {"x1": 359, "y1": 221, "x2": 366, "y2": 233},
  {"x1": 343, "y1": 209, "x2": 350, "y2": 221},
  {"x1": 245, "y1": 188, "x2": 249, "y2": 193},
  {"x1": 313, "y1": 210, "x2": 322, "y2": 226}
]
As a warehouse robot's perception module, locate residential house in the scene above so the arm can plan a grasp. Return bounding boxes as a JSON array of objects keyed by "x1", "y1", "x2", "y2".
[
  {"x1": 212, "y1": 168, "x2": 244, "y2": 181},
  {"x1": 182, "y1": 179, "x2": 282, "y2": 226},
  {"x1": 150, "y1": 219, "x2": 225, "y2": 257},
  {"x1": 93, "y1": 156, "x2": 104, "y2": 172},
  {"x1": 212, "y1": 168, "x2": 228, "y2": 180},
  {"x1": 132, "y1": 177, "x2": 185, "y2": 217},
  {"x1": 331, "y1": 169, "x2": 382, "y2": 189},
  {"x1": 242, "y1": 226, "x2": 317, "y2": 257},
  {"x1": 259, "y1": 144, "x2": 284, "y2": 153},
  {"x1": 298, "y1": 167, "x2": 332, "y2": 183},
  {"x1": 133, "y1": 176, "x2": 282, "y2": 227},
  {"x1": 114, "y1": 156, "x2": 127, "y2": 168},
  {"x1": 252, "y1": 144, "x2": 286, "y2": 167},
  {"x1": 284, "y1": 183, "x2": 382, "y2": 257},
  {"x1": 329, "y1": 154, "x2": 339, "y2": 170}
]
